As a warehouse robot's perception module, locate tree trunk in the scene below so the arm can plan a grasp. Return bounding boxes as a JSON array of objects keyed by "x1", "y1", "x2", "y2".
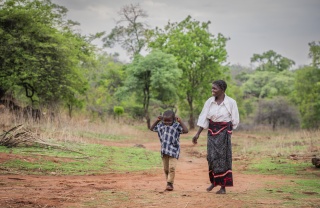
[
  {"x1": 188, "y1": 113, "x2": 195, "y2": 130},
  {"x1": 147, "y1": 117, "x2": 151, "y2": 129},
  {"x1": 188, "y1": 98, "x2": 195, "y2": 129},
  {"x1": 0, "y1": 87, "x2": 6, "y2": 100},
  {"x1": 68, "y1": 104, "x2": 72, "y2": 118}
]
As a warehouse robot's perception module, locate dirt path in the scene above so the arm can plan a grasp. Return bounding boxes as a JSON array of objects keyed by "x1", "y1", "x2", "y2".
[{"x1": 0, "y1": 138, "x2": 316, "y2": 208}]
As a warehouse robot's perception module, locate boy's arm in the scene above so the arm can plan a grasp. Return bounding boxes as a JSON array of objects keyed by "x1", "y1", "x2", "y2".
[
  {"x1": 150, "y1": 116, "x2": 162, "y2": 131},
  {"x1": 176, "y1": 117, "x2": 188, "y2": 133}
]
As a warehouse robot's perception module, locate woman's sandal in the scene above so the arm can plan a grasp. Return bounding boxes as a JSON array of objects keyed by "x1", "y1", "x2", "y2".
[
  {"x1": 206, "y1": 184, "x2": 214, "y2": 192},
  {"x1": 216, "y1": 188, "x2": 226, "y2": 194}
]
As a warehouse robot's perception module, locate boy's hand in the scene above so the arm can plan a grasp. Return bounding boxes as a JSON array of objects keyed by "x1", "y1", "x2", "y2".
[{"x1": 176, "y1": 117, "x2": 180, "y2": 122}]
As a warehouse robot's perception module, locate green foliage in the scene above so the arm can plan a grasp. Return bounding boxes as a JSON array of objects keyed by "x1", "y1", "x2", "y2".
[
  {"x1": 251, "y1": 50, "x2": 295, "y2": 72},
  {"x1": 242, "y1": 70, "x2": 295, "y2": 99},
  {"x1": 84, "y1": 53, "x2": 125, "y2": 119},
  {"x1": 238, "y1": 50, "x2": 309, "y2": 128},
  {"x1": 293, "y1": 66, "x2": 320, "y2": 128},
  {"x1": 118, "y1": 50, "x2": 181, "y2": 126},
  {"x1": 114, "y1": 106, "x2": 124, "y2": 121},
  {"x1": 308, "y1": 41, "x2": 320, "y2": 67},
  {"x1": 0, "y1": 0, "x2": 92, "y2": 109},
  {"x1": 114, "y1": 106, "x2": 124, "y2": 115},
  {"x1": 148, "y1": 15, "x2": 229, "y2": 128}
]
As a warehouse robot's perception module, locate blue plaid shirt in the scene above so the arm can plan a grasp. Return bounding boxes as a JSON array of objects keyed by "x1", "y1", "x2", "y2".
[{"x1": 152, "y1": 121, "x2": 184, "y2": 159}]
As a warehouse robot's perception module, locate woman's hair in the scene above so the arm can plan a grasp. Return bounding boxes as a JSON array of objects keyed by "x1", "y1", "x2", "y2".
[
  {"x1": 212, "y1": 80, "x2": 227, "y2": 92},
  {"x1": 163, "y1": 110, "x2": 175, "y2": 120}
]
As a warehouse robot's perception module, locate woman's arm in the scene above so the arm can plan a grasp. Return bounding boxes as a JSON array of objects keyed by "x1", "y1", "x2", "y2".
[{"x1": 192, "y1": 127, "x2": 204, "y2": 144}]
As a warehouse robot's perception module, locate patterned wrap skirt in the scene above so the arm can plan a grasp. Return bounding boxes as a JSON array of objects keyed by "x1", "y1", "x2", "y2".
[{"x1": 207, "y1": 121, "x2": 233, "y2": 187}]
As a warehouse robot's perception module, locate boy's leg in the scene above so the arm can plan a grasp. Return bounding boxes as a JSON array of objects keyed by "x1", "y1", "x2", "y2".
[
  {"x1": 167, "y1": 156, "x2": 177, "y2": 185},
  {"x1": 162, "y1": 155, "x2": 169, "y2": 180}
]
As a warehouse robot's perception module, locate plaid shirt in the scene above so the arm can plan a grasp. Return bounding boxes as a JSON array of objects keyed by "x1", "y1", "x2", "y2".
[{"x1": 152, "y1": 122, "x2": 184, "y2": 159}]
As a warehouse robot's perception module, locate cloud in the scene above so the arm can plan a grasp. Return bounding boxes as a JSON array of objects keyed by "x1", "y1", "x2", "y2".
[{"x1": 51, "y1": 0, "x2": 320, "y2": 67}]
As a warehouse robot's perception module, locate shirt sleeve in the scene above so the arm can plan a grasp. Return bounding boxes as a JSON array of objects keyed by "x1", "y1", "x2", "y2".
[
  {"x1": 177, "y1": 123, "x2": 183, "y2": 134},
  {"x1": 152, "y1": 122, "x2": 162, "y2": 132},
  {"x1": 196, "y1": 98, "x2": 211, "y2": 129},
  {"x1": 230, "y1": 99, "x2": 240, "y2": 129}
]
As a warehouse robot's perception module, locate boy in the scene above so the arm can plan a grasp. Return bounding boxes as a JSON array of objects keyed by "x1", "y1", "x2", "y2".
[{"x1": 150, "y1": 110, "x2": 188, "y2": 191}]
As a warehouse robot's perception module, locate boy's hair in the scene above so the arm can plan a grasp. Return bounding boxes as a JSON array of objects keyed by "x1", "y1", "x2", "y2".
[{"x1": 163, "y1": 110, "x2": 175, "y2": 120}]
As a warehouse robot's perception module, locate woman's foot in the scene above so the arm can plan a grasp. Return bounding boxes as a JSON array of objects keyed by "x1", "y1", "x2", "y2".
[
  {"x1": 206, "y1": 184, "x2": 214, "y2": 192},
  {"x1": 216, "y1": 187, "x2": 226, "y2": 194}
]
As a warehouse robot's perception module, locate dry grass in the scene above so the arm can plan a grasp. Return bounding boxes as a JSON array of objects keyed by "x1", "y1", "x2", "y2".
[
  {"x1": 0, "y1": 110, "x2": 147, "y2": 145},
  {"x1": 233, "y1": 129, "x2": 320, "y2": 160},
  {"x1": 1, "y1": 110, "x2": 320, "y2": 159}
]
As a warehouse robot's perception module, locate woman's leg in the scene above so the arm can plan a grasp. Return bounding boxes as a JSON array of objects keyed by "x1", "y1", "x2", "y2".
[{"x1": 216, "y1": 186, "x2": 226, "y2": 194}]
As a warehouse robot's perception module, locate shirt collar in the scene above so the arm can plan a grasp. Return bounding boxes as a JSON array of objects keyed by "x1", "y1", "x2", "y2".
[{"x1": 210, "y1": 94, "x2": 229, "y2": 105}]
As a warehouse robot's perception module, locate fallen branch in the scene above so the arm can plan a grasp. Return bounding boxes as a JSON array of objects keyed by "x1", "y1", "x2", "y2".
[{"x1": 0, "y1": 124, "x2": 87, "y2": 156}]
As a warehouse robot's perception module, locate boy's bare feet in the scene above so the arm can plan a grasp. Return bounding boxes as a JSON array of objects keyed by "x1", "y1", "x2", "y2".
[{"x1": 206, "y1": 184, "x2": 214, "y2": 192}]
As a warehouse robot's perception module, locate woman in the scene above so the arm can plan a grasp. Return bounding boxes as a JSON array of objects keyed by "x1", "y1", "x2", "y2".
[{"x1": 192, "y1": 80, "x2": 239, "y2": 194}]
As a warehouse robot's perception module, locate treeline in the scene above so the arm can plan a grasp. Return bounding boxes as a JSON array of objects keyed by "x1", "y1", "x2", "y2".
[{"x1": 0, "y1": 1, "x2": 319, "y2": 129}]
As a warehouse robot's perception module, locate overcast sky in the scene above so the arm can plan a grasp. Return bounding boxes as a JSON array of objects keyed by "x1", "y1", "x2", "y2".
[{"x1": 51, "y1": 0, "x2": 320, "y2": 68}]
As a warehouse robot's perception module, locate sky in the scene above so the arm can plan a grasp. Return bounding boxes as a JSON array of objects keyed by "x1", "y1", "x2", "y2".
[{"x1": 51, "y1": 0, "x2": 320, "y2": 68}]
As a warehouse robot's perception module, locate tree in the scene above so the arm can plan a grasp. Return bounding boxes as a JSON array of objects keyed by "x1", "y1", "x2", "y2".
[
  {"x1": 148, "y1": 16, "x2": 228, "y2": 129},
  {"x1": 118, "y1": 50, "x2": 181, "y2": 128},
  {"x1": 242, "y1": 70, "x2": 295, "y2": 99},
  {"x1": 251, "y1": 50, "x2": 295, "y2": 72},
  {"x1": 84, "y1": 53, "x2": 125, "y2": 120},
  {"x1": 308, "y1": 41, "x2": 320, "y2": 68},
  {"x1": 255, "y1": 97, "x2": 300, "y2": 130},
  {"x1": 0, "y1": 0, "x2": 93, "y2": 114},
  {"x1": 113, "y1": 106, "x2": 124, "y2": 122},
  {"x1": 293, "y1": 66, "x2": 320, "y2": 129},
  {"x1": 102, "y1": 3, "x2": 148, "y2": 58}
]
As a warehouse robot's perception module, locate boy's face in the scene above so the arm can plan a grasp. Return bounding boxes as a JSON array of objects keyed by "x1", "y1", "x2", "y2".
[{"x1": 163, "y1": 115, "x2": 174, "y2": 126}]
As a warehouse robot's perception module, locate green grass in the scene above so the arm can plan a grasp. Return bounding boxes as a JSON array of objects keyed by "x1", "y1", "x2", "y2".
[
  {"x1": 0, "y1": 142, "x2": 162, "y2": 175},
  {"x1": 262, "y1": 179, "x2": 320, "y2": 207},
  {"x1": 246, "y1": 157, "x2": 313, "y2": 175}
]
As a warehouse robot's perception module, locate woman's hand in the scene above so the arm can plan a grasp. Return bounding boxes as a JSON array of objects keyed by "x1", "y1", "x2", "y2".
[{"x1": 192, "y1": 134, "x2": 199, "y2": 144}]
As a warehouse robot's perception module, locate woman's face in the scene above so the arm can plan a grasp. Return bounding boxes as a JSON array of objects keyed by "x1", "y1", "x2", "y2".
[{"x1": 212, "y1": 84, "x2": 224, "y2": 97}]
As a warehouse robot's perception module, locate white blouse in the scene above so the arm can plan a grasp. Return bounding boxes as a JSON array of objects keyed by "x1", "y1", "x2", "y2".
[{"x1": 197, "y1": 94, "x2": 240, "y2": 129}]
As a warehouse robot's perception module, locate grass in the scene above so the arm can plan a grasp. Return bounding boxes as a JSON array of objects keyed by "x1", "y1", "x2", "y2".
[
  {"x1": 0, "y1": 142, "x2": 162, "y2": 175},
  {"x1": 246, "y1": 157, "x2": 313, "y2": 175},
  {"x1": 234, "y1": 129, "x2": 317, "y2": 151},
  {"x1": 1, "y1": 112, "x2": 320, "y2": 207}
]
